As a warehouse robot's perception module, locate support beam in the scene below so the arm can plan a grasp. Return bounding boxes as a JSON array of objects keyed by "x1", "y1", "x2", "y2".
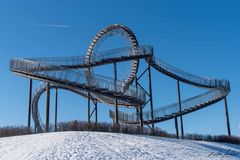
[
  {"x1": 115, "y1": 98, "x2": 118, "y2": 124},
  {"x1": 175, "y1": 117, "x2": 179, "y2": 139},
  {"x1": 135, "y1": 76, "x2": 138, "y2": 97},
  {"x1": 224, "y1": 97, "x2": 231, "y2": 136},
  {"x1": 45, "y1": 82, "x2": 50, "y2": 132},
  {"x1": 135, "y1": 77, "x2": 140, "y2": 122},
  {"x1": 28, "y1": 79, "x2": 33, "y2": 131},
  {"x1": 95, "y1": 102, "x2": 98, "y2": 123},
  {"x1": 114, "y1": 62, "x2": 118, "y2": 124},
  {"x1": 34, "y1": 124, "x2": 36, "y2": 134},
  {"x1": 135, "y1": 77, "x2": 141, "y2": 133},
  {"x1": 88, "y1": 92, "x2": 91, "y2": 127},
  {"x1": 177, "y1": 80, "x2": 184, "y2": 139},
  {"x1": 147, "y1": 59, "x2": 154, "y2": 132},
  {"x1": 139, "y1": 106, "x2": 144, "y2": 134},
  {"x1": 54, "y1": 88, "x2": 58, "y2": 132}
]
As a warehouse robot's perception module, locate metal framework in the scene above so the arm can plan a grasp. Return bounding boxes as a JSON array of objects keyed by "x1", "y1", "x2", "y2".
[
  {"x1": 87, "y1": 92, "x2": 98, "y2": 127},
  {"x1": 132, "y1": 58, "x2": 155, "y2": 133},
  {"x1": 10, "y1": 24, "x2": 232, "y2": 137}
]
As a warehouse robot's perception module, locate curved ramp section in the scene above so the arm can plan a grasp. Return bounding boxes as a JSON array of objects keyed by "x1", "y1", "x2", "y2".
[
  {"x1": 10, "y1": 61, "x2": 144, "y2": 106},
  {"x1": 32, "y1": 83, "x2": 93, "y2": 132},
  {"x1": 10, "y1": 46, "x2": 153, "y2": 107},
  {"x1": 109, "y1": 56, "x2": 230, "y2": 124}
]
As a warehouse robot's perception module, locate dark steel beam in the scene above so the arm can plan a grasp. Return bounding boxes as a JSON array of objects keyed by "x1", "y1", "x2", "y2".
[
  {"x1": 140, "y1": 105, "x2": 144, "y2": 134},
  {"x1": 45, "y1": 82, "x2": 50, "y2": 132},
  {"x1": 135, "y1": 76, "x2": 141, "y2": 133},
  {"x1": 224, "y1": 97, "x2": 231, "y2": 136},
  {"x1": 136, "y1": 81, "x2": 150, "y2": 97},
  {"x1": 95, "y1": 102, "x2": 98, "y2": 123},
  {"x1": 34, "y1": 124, "x2": 36, "y2": 134},
  {"x1": 175, "y1": 117, "x2": 179, "y2": 139},
  {"x1": 147, "y1": 59, "x2": 154, "y2": 132},
  {"x1": 54, "y1": 88, "x2": 58, "y2": 132},
  {"x1": 89, "y1": 97, "x2": 98, "y2": 119},
  {"x1": 88, "y1": 92, "x2": 91, "y2": 126},
  {"x1": 177, "y1": 80, "x2": 184, "y2": 139},
  {"x1": 28, "y1": 79, "x2": 33, "y2": 131},
  {"x1": 114, "y1": 62, "x2": 119, "y2": 124},
  {"x1": 135, "y1": 77, "x2": 139, "y2": 122},
  {"x1": 90, "y1": 106, "x2": 96, "y2": 118},
  {"x1": 137, "y1": 67, "x2": 148, "y2": 81},
  {"x1": 141, "y1": 99, "x2": 150, "y2": 109},
  {"x1": 115, "y1": 98, "x2": 118, "y2": 124}
]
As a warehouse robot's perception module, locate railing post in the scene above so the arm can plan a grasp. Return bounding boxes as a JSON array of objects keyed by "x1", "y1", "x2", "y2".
[
  {"x1": 28, "y1": 79, "x2": 33, "y2": 132},
  {"x1": 54, "y1": 88, "x2": 58, "y2": 132},
  {"x1": 45, "y1": 82, "x2": 50, "y2": 132},
  {"x1": 114, "y1": 62, "x2": 119, "y2": 124},
  {"x1": 175, "y1": 117, "x2": 179, "y2": 139},
  {"x1": 177, "y1": 80, "x2": 184, "y2": 139},
  {"x1": 224, "y1": 97, "x2": 231, "y2": 136},
  {"x1": 147, "y1": 58, "x2": 154, "y2": 133}
]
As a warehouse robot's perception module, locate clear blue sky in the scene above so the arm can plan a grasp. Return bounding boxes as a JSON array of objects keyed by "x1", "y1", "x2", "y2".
[{"x1": 0, "y1": 0, "x2": 240, "y2": 136}]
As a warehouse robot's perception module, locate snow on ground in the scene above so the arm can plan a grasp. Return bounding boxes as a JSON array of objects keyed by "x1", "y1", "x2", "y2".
[{"x1": 0, "y1": 131, "x2": 239, "y2": 160}]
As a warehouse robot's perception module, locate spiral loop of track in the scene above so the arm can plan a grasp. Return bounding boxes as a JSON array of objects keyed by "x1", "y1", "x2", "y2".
[{"x1": 84, "y1": 24, "x2": 139, "y2": 87}]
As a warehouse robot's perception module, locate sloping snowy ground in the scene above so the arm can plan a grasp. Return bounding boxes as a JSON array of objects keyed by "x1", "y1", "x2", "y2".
[{"x1": 0, "y1": 131, "x2": 239, "y2": 160}]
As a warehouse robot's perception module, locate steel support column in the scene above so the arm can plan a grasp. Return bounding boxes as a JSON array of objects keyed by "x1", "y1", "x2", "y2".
[
  {"x1": 177, "y1": 80, "x2": 184, "y2": 139},
  {"x1": 88, "y1": 92, "x2": 91, "y2": 127},
  {"x1": 147, "y1": 59, "x2": 154, "y2": 132},
  {"x1": 45, "y1": 82, "x2": 50, "y2": 132},
  {"x1": 175, "y1": 117, "x2": 179, "y2": 139},
  {"x1": 135, "y1": 77, "x2": 140, "y2": 122},
  {"x1": 224, "y1": 97, "x2": 231, "y2": 136},
  {"x1": 140, "y1": 106, "x2": 144, "y2": 134},
  {"x1": 95, "y1": 102, "x2": 98, "y2": 123},
  {"x1": 114, "y1": 62, "x2": 118, "y2": 124},
  {"x1": 28, "y1": 79, "x2": 33, "y2": 131},
  {"x1": 54, "y1": 88, "x2": 58, "y2": 132},
  {"x1": 134, "y1": 77, "x2": 141, "y2": 133},
  {"x1": 34, "y1": 124, "x2": 36, "y2": 134}
]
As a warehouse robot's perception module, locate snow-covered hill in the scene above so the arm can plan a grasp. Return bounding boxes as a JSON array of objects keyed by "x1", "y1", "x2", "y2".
[{"x1": 0, "y1": 131, "x2": 239, "y2": 160}]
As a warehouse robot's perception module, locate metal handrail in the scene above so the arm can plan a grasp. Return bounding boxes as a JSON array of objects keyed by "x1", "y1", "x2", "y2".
[
  {"x1": 10, "y1": 46, "x2": 154, "y2": 107},
  {"x1": 10, "y1": 59, "x2": 144, "y2": 101},
  {"x1": 22, "y1": 46, "x2": 152, "y2": 68},
  {"x1": 151, "y1": 56, "x2": 229, "y2": 88},
  {"x1": 110, "y1": 89, "x2": 229, "y2": 123},
  {"x1": 109, "y1": 56, "x2": 230, "y2": 124}
]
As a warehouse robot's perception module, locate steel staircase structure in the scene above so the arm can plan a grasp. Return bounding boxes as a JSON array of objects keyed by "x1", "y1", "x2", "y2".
[{"x1": 10, "y1": 24, "x2": 231, "y2": 136}]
